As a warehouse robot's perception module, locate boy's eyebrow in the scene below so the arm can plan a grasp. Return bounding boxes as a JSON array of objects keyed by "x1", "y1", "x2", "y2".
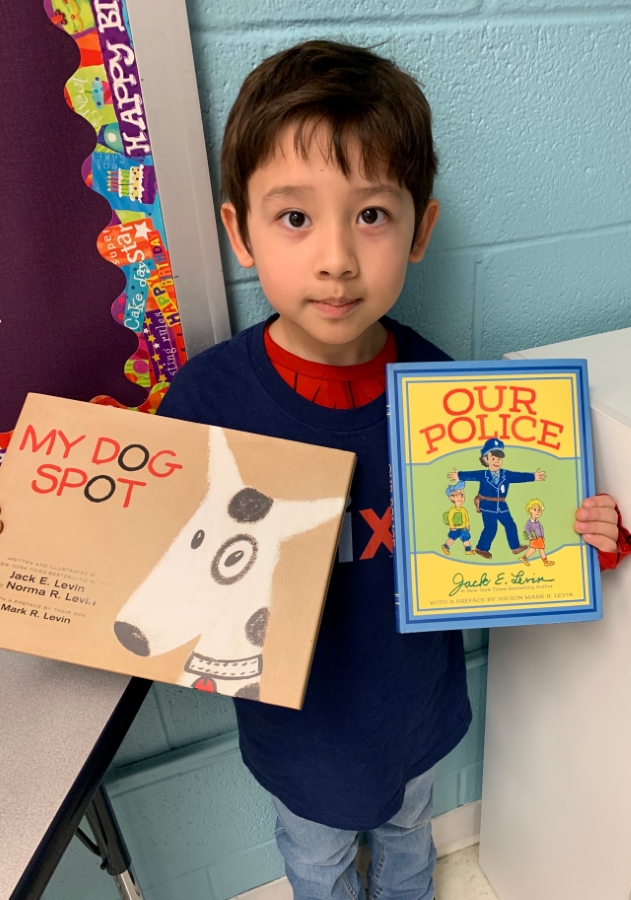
[
  {"x1": 261, "y1": 183, "x2": 404, "y2": 205},
  {"x1": 353, "y1": 184, "x2": 404, "y2": 202},
  {"x1": 262, "y1": 185, "x2": 313, "y2": 204}
]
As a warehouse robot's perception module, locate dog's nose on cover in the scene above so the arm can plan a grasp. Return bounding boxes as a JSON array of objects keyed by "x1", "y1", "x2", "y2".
[{"x1": 114, "y1": 621, "x2": 150, "y2": 656}]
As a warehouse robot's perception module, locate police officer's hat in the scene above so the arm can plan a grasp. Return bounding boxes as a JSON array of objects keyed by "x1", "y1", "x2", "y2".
[
  {"x1": 446, "y1": 481, "x2": 466, "y2": 497},
  {"x1": 481, "y1": 438, "x2": 505, "y2": 457}
]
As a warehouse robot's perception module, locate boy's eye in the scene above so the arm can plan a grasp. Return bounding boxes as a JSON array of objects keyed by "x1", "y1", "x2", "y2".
[
  {"x1": 358, "y1": 208, "x2": 387, "y2": 226},
  {"x1": 281, "y1": 211, "x2": 311, "y2": 229}
]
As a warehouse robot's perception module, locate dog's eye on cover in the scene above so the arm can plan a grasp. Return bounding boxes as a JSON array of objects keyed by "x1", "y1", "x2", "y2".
[
  {"x1": 191, "y1": 529, "x2": 205, "y2": 549},
  {"x1": 228, "y1": 488, "x2": 273, "y2": 523},
  {"x1": 211, "y1": 534, "x2": 258, "y2": 585}
]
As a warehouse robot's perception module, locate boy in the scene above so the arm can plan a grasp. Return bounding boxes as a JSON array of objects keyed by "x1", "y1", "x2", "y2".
[
  {"x1": 0, "y1": 39, "x2": 611, "y2": 900},
  {"x1": 151, "y1": 41, "x2": 625, "y2": 900},
  {"x1": 522, "y1": 498, "x2": 554, "y2": 566},
  {"x1": 442, "y1": 482, "x2": 475, "y2": 556}
]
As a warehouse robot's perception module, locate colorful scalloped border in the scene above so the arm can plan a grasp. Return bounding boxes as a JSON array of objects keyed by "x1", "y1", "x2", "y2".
[
  {"x1": 1, "y1": 0, "x2": 188, "y2": 463},
  {"x1": 48, "y1": 0, "x2": 187, "y2": 404}
]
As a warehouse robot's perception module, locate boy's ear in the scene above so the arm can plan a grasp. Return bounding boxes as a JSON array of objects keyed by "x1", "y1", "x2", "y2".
[
  {"x1": 409, "y1": 198, "x2": 440, "y2": 264},
  {"x1": 220, "y1": 202, "x2": 256, "y2": 269}
]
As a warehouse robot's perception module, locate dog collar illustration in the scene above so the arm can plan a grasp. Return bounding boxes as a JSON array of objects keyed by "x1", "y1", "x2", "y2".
[
  {"x1": 185, "y1": 650, "x2": 262, "y2": 679},
  {"x1": 114, "y1": 427, "x2": 345, "y2": 700}
]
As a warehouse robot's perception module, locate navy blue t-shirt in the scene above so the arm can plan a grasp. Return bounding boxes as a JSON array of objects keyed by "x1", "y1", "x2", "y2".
[{"x1": 157, "y1": 315, "x2": 472, "y2": 829}]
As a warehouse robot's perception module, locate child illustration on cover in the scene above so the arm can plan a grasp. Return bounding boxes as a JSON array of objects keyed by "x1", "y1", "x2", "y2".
[
  {"x1": 521, "y1": 499, "x2": 555, "y2": 567},
  {"x1": 441, "y1": 481, "x2": 475, "y2": 557},
  {"x1": 448, "y1": 437, "x2": 547, "y2": 560}
]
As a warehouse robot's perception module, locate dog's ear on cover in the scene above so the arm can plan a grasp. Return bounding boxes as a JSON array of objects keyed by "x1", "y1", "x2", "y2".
[
  {"x1": 208, "y1": 427, "x2": 243, "y2": 496},
  {"x1": 270, "y1": 497, "x2": 346, "y2": 542}
]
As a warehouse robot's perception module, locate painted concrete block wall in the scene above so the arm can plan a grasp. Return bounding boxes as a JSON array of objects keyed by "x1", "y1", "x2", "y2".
[
  {"x1": 43, "y1": 650, "x2": 487, "y2": 900},
  {"x1": 44, "y1": 0, "x2": 630, "y2": 897},
  {"x1": 185, "y1": 7, "x2": 631, "y2": 358}
]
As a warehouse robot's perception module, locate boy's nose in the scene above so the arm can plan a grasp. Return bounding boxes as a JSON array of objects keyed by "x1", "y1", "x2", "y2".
[{"x1": 316, "y1": 226, "x2": 358, "y2": 279}]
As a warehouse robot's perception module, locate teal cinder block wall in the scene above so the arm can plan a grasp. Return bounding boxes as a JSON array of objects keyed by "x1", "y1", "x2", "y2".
[
  {"x1": 44, "y1": 643, "x2": 487, "y2": 900},
  {"x1": 44, "y1": 0, "x2": 631, "y2": 897}
]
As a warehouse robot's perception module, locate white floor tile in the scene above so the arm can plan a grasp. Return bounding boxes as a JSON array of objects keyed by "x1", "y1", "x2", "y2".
[{"x1": 434, "y1": 844, "x2": 498, "y2": 900}]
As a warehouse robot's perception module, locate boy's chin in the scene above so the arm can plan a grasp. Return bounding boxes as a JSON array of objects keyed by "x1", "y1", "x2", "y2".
[{"x1": 303, "y1": 308, "x2": 388, "y2": 343}]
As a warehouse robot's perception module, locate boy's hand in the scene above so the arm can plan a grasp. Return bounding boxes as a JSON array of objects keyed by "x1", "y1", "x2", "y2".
[{"x1": 574, "y1": 494, "x2": 618, "y2": 553}]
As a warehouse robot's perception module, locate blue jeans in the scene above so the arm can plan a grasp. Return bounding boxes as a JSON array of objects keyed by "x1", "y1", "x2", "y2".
[{"x1": 272, "y1": 768, "x2": 436, "y2": 900}]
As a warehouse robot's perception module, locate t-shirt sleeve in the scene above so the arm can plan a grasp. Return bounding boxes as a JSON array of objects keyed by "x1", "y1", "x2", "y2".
[
  {"x1": 386, "y1": 317, "x2": 452, "y2": 363},
  {"x1": 156, "y1": 375, "x2": 195, "y2": 421},
  {"x1": 155, "y1": 349, "x2": 221, "y2": 425}
]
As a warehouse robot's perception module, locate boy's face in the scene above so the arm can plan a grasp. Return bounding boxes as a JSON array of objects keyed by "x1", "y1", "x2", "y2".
[
  {"x1": 451, "y1": 490, "x2": 465, "y2": 507},
  {"x1": 222, "y1": 125, "x2": 439, "y2": 354},
  {"x1": 530, "y1": 505, "x2": 542, "y2": 519}
]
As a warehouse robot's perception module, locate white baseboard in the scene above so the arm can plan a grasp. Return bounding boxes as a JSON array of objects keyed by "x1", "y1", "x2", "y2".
[
  {"x1": 232, "y1": 877, "x2": 293, "y2": 900},
  {"x1": 432, "y1": 800, "x2": 481, "y2": 857},
  {"x1": 231, "y1": 802, "x2": 481, "y2": 900}
]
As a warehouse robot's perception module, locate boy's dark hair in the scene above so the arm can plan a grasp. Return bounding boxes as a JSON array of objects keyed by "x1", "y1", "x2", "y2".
[{"x1": 221, "y1": 40, "x2": 438, "y2": 246}]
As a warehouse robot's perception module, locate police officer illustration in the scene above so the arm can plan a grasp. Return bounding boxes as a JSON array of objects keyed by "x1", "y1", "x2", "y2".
[{"x1": 447, "y1": 438, "x2": 547, "y2": 560}]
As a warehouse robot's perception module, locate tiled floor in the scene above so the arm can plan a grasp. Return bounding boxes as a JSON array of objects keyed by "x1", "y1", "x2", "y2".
[{"x1": 435, "y1": 845, "x2": 498, "y2": 899}]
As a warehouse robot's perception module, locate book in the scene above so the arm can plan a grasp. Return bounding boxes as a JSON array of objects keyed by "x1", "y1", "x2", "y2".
[
  {"x1": 386, "y1": 360, "x2": 601, "y2": 631},
  {"x1": 0, "y1": 394, "x2": 354, "y2": 709}
]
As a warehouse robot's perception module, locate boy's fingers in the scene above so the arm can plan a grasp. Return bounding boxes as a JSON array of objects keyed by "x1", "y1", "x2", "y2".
[
  {"x1": 575, "y1": 491, "x2": 621, "y2": 551},
  {"x1": 575, "y1": 505, "x2": 618, "y2": 524},
  {"x1": 578, "y1": 532, "x2": 617, "y2": 553},
  {"x1": 582, "y1": 494, "x2": 616, "y2": 509},
  {"x1": 574, "y1": 519, "x2": 618, "y2": 542}
]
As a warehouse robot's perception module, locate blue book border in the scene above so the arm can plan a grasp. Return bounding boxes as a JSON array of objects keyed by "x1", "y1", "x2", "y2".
[{"x1": 386, "y1": 359, "x2": 602, "y2": 632}]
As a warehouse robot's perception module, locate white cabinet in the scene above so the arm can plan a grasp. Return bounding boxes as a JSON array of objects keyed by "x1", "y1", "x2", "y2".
[{"x1": 479, "y1": 327, "x2": 631, "y2": 900}]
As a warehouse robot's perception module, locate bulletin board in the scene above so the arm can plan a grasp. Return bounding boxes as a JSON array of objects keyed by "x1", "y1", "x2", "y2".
[{"x1": 0, "y1": 0, "x2": 230, "y2": 462}]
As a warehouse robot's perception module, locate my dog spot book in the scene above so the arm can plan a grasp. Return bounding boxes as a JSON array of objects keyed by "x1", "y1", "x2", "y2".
[
  {"x1": 386, "y1": 360, "x2": 601, "y2": 631},
  {"x1": 0, "y1": 394, "x2": 355, "y2": 709}
]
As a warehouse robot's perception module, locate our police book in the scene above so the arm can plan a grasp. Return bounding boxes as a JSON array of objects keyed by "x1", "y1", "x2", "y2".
[
  {"x1": 0, "y1": 394, "x2": 354, "y2": 709},
  {"x1": 386, "y1": 360, "x2": 601, "y2": 631}
]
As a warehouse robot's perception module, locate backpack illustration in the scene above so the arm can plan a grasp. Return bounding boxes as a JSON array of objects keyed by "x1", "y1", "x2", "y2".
[{"x1": 444, "y1": 510, "x2": 464, "y2": 527}]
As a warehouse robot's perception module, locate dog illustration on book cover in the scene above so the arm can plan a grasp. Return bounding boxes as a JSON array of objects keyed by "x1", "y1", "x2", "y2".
[{"x1": 114, "y1": 427, "x2": 345, "y2": 700}]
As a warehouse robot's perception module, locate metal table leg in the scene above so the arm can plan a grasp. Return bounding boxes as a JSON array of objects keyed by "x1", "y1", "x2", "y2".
[{"x1": 75, "y1": 785, "x2": 144, "y2": 900}]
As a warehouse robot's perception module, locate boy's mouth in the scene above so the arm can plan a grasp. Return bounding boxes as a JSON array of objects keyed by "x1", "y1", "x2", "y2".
[{"x1": 309, "y1": 297, "x2": 362, "y2": 318}]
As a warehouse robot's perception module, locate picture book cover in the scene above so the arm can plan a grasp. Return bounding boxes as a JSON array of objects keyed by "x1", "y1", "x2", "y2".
[
  {"x1": 0, "y1": 394, "x2": 355, "y2": 709},
  {"x1": 386, "y1": 360, "x2": 601, "y2": 631}
]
